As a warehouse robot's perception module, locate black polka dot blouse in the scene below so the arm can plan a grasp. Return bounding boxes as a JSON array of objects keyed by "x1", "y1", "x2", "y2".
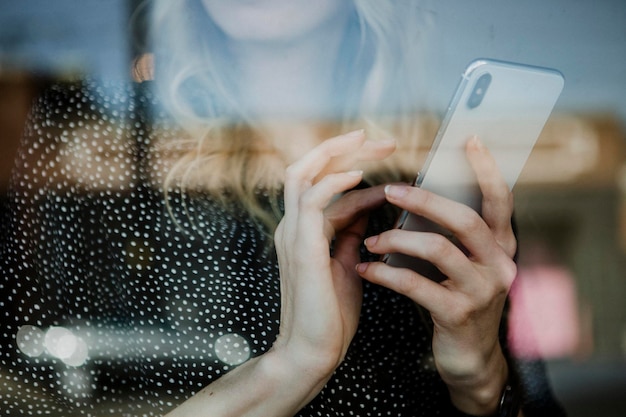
[{"x1": 0, "y1": 80, "x2": 565, "y2": 417}]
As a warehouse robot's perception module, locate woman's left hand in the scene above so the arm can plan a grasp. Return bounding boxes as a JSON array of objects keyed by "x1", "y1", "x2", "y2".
[{"x1": 356, "y1": 137, "x2": 518, "y2": 415}]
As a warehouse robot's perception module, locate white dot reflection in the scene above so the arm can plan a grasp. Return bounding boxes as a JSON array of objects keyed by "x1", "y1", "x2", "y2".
[
  {"x1": 61, "y1": 367, "x2": 94, "y2": 399},
  {"x1": 15, "y1": 325, "x2": 45, "y2": 357},
  {"x1": 17, "y1": 325, "x2": 90, "y2": 366},
  {"x1": 214, "y1": 333, "x2": 250, "y2": 366}
]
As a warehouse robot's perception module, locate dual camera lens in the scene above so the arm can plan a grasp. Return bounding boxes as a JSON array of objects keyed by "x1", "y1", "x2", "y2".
[{"x1": 467, "y1": 72, "x2": 492, "y2": 109}]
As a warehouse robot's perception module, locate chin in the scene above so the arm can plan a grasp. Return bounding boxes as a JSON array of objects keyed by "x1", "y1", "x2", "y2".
[{"x1": 200, "y1": 0, "x2": 353, "y2": 43}]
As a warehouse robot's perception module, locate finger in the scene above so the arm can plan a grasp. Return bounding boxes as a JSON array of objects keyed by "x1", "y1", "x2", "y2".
[
  {"x1": 332, "y1": 215, "x2": 368, "y2": 331},
  {"x1": 334, "y1": 215, "x2": 369, "y2": 267},
  {"x1": 383, "y1": 184, "x2": 500, "y2": 263},
  {"x1": 299, "y1": 171, "x2": 365, "y2": 213},
  {"x1": 282, "y1": 129, "x2": 365, "y2": 231},
  {"x1": 355, "y1": 261, "x2": 450, "y2": 313},
  {"x1": 334, "y1": 215, "x2": 368, "y2": 288},
  {"x1": 315, "y1": 138, "x2": 396, "y2": 183},
  {"x1": 466, "y1": 137, "x2": 516, "y2": 257},
  {"x1": 284, "y1": 129, "x2": 366, "y2": 201},
  {"x1": 364, "y1": 229, "x2": 472, "y2": 283},
  {"x1": 278, "y1": 171, "x2": 365, "y2": 254},
  {"x1": 297, "y1": 171, "x2": 365, "y2": 242},
  {"x1": 324, "y1": 185, "x2": 387, "y2": 233}
]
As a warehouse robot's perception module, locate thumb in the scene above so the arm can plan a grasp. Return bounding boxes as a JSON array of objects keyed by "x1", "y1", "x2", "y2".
[{"x1": 333, "y1": 215, "x2": 369, "y2": 268}]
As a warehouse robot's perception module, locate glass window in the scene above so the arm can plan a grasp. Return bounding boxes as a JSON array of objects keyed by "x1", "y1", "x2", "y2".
[{"x1": 1, "y1": 1, "x2": 625, "y2": 416}]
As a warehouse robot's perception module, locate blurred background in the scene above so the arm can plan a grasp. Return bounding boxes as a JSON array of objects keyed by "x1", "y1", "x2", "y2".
[{"x1": 1, "y1": 1, "x2": 625, "y2": 416}]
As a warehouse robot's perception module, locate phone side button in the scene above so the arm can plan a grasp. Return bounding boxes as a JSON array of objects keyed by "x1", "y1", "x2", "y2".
[{"x1": 414, "y1": 171, "x2": 424, "y2": 187}]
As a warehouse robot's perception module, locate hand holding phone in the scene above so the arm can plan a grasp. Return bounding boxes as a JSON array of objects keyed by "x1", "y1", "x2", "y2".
[{"x1": 383, "y1": 59, "x2": 564, "y2": 279}]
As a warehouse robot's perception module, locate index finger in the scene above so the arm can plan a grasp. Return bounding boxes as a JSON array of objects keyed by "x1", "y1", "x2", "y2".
[
  {"x1": 283, "y1": 129, "x2": 366, "y2": 211},
  {"x1": 383, "y1": 184, "x2": 501, "y2": 264},
  {"x1": 466, "y1": 137, "x2": 516, "y2": 257},
  {"x1": 323, "y1": 185, "x2": 387, "y2": 237}
]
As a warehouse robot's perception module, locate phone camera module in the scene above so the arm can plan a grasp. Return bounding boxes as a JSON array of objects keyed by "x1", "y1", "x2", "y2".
[{"x1": 467, "y1": 73, "x2": 492, "y2": 109}]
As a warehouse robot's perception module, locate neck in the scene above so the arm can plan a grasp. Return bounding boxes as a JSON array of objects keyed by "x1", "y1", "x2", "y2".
[{"x1": 227, "y1": 16, "x2": 349, "y2": 121}]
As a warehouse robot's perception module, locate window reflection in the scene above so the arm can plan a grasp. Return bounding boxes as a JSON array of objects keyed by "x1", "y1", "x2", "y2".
[{"x1": 1, "y1": 1, "x2": 625, "y2": 416}]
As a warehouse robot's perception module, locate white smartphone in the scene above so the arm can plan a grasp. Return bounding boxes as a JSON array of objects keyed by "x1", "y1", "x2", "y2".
[{"x1": 383, "y1": 58, "x2": 564, "y2": 280}]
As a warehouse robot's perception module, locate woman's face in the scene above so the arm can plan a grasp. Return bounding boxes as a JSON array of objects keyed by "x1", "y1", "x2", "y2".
[{"x1": 200, "y1": 0, "x2": 354, "y2": 44}]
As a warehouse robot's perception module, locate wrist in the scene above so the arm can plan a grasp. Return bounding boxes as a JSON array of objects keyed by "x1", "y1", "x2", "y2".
[
  {"x1": 264, "y1": 342, "x2": 337, "y2": 390},
  {"x1": 445, "y1": 346, "x2": 524, "y2": 417},
  {"x1": 445, "y1": 346, "x2": 509, "y2": 415},
  {"x1": 240, "y1": 348, "x2": 333, "y2": 414},
  {"x1": 449, "y1": 379, "x2": 523, "y2": 417}
]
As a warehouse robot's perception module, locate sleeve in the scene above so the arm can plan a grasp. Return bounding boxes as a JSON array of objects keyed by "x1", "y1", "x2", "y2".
[{"x1": 514, "y1": 358, "x2": 568, "y2": 417}]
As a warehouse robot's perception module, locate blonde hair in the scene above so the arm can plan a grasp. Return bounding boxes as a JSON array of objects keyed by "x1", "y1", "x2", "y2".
[{"x1": 147, "y1": 0, "x2": 432, "y2": 233}]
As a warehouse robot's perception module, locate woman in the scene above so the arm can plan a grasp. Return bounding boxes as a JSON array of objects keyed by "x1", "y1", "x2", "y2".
[{"x1": 0, "y1": 0, "x2": 565, "y2": 416}]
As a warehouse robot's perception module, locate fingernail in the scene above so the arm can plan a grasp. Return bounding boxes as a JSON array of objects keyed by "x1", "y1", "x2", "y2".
[
  {"x1": 347, "y1": 170, "x2": 363, "y2": 177},
  {"x1": 364, "y1": 235, "x2": 378, "y2": 246},
  {"x1": 345, "y1": 129, "x2": 365, "y2": 137},
  {"x1": 470, "y1": 135, "x2": 486, "y2": 151},
  {"x1": 384, "y1": 184, "x2": 408, "y2": 199},
  {"x1": 355, "y1": 263, "x2": 368, "y2": 274}
]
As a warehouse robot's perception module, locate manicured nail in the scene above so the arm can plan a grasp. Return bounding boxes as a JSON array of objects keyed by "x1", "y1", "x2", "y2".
[
  {"x1": 345, "y1": 129, "x2": 365, "y2": 137},
  {"x1": 355, "y1": 263, "x2": 369, "y2": 274},
  {"x1": 470, "y1": 135, "x2": 486, "y2": 151},
  {"x1": 384, "y1": 184, "x2": 408, "y2": 199},
  {"x1": 364, "y1": 235, "x2": 378, "y2": 247},
  {"x1": 347, "y1": 170, "x2": 364, "y2": 177}
]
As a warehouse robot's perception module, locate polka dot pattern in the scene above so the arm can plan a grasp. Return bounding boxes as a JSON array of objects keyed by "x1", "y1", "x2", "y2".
[{"x1": 0, "y1": 79, "x2": 514, "y2": 416}]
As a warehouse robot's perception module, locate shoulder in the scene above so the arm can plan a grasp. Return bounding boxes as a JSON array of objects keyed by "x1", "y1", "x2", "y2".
[
  {"x1": 17, "y1": 76, "x2": 162, "y2": 193},
  {"x1": 31, "y1": 78, "x2": 143, "y2": 127}
]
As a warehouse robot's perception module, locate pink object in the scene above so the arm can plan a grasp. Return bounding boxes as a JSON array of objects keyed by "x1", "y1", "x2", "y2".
[{"x1": 508, "y1": 266, "x2": 581, "y2": 359}]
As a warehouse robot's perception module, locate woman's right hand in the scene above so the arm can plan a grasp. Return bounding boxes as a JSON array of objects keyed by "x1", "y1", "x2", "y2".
[
  {"x1": 272, "y1": 130, "x2": 395, "y2": 380},
  {"x1": 166, "y1": 129, "x2": 395, "y2": 417}
]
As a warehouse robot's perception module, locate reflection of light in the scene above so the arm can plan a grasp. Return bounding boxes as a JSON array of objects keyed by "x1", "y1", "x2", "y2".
[
  {"x1": 43, "y1": 326, "x2": 89, "y2": 366},
  {"x1": 16, "y1": 325, "x2": 45, "y2": 357},
  {"x1": 214, "y1": 333, "x2": 251, "y2": 366},
  {"x1": 45, "y1": 327, "x2": 77, "y2": 359},
  {"x1": 62, "y1": 337, "x2": 89, "y2": 367}
]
